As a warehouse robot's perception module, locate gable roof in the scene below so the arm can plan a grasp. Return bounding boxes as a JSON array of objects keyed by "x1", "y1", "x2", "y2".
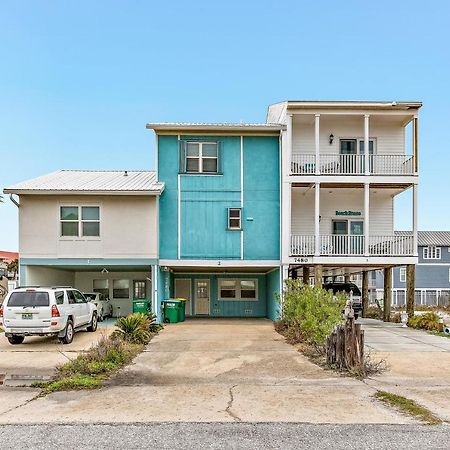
[
  {"x1": 395, "y1": 231, "x2": 450, "y2": 247},
  {"x1": 3, "y1": 170, "x2": 164, "y2": 196}
]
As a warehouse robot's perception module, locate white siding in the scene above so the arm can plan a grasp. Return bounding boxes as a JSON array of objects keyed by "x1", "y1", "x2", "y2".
[
  {"x1": 291, "y1": 188, "x2": 394, "y2": 235},
  {"x1": 19, "y1": 195, "x2": 158, "y2": 259},
  {"x1": 25, "y1": 266, "x2": 75, "y2": 287},
  {"x1": 292, "y1": 115, "x2": 406, "y2": 156}
]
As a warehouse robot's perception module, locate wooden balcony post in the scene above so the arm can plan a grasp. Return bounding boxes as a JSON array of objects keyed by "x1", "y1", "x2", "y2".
[
  {"x1": 315, "y1": 114, "x2": 320, "y2": 175},
  {"x1": 362, "y1": 271, "x2": 369, "y2": 318},
  {"x1": 413, "y1": 184, "x2": 418, "y2": 256},
  {"x1": 314, "y1": 265, "x2": 323, "y2": 287},
  {"x1": 314, "y1": 182, "x2": 320, "y2": 256},
  {"x1": 413, "y1": 116, "x2": 418, "y2": 174},
  {"x1": 406, "y1": 264, "x2": 415, "y2": 318},
  {"x1": 383, "y1": 267, "x2": 392, "y2": 322},
  {"x1": 364, "y1": 182, "x2": 370, "y2": 256},
  {"x1": 364, "y1": 114, "x2": 370, "y2": 175}
]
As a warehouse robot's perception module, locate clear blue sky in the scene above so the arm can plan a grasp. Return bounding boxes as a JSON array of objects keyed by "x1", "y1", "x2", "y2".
[{"x1": 1, "y1": 0, "x2": 449, "y2": 251}]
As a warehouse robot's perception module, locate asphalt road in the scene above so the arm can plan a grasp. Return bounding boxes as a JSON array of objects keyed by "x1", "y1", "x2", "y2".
[{"x1": 0, "y1": 423, "x2": 449, "y2": 449}]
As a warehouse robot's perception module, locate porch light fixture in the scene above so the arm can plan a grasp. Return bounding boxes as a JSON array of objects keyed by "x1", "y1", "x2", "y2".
[{"x1": 329, "y1": 134, "x2": 334, "y2": 145}]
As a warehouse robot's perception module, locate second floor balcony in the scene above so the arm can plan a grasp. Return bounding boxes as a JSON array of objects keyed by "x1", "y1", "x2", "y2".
[
  {"x1": 291, "y1": 234, "x2": 415, "y2": 257},
  {"x1": 291, "y1": 153, "x2": 415, "y2": 176}
]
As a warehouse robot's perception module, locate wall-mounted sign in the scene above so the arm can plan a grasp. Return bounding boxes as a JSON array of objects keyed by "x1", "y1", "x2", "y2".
[{"x1": 335, "y1": 210, "x2": 362, "y2": 216}]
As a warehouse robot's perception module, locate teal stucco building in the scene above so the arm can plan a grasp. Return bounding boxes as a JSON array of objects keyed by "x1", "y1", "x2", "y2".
[{"x1": 147, "y1": 123, "x2": 284, "y2": 321}]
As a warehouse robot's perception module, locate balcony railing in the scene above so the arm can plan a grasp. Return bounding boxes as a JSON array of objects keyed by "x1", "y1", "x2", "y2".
[
  {"x1": 291, "y1": 154, "x2": 415, "y2": 176},
  {"x1": 291, "y1": 234, "x2": 414, "y2": 256}
]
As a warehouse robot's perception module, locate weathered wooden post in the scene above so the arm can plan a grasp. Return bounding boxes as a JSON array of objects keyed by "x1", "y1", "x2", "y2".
[
  {"x1": 383, "y1": 267, "x2": 392, "y2": 322},
  {"x1": 406, "y1": 264, "x2": 415, "y2": 319},
  {"x1": 362, "y1": 271, "x2": 369, "y2": 318}
]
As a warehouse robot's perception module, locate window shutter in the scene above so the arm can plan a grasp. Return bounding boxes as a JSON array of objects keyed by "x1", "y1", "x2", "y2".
[
  {"x1": 179, "y1": 140, "x2": 187, "y2": 173},
  {"x1": 217, "y1": 141, "x2": 223, "y2": 174}
]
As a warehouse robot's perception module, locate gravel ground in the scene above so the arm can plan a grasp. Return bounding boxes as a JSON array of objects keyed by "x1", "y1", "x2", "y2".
[{"x1": 0, "y1": 423, "x2": 449, "y2": 449}]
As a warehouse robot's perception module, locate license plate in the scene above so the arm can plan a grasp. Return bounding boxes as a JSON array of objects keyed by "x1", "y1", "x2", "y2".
[{"x1": 22, "y1": 313, "x2": 33, "y2": 320}]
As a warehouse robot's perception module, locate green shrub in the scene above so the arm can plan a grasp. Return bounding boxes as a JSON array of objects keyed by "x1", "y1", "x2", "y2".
[
  {"x1": 147, "y1": 312, "x2": 164, "y2": 333},
  {"x1": 408, "y1": 312, "x2": 440, "y2": 331},
  {"x1": 113, "y1": 313, "x2": 152, "y2": 344},
  {"x1": 278, "y1": 281, "x2": 346, "y2": 345}
]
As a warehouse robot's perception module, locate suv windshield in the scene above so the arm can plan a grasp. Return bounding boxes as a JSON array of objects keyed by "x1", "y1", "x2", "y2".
[{"x1": 7, "y1": 291, "x2": 50, "y2": 307}]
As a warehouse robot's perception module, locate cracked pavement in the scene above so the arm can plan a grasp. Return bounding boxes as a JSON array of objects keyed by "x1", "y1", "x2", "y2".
[{"x1": 0, "y1": 318, "x2": 422, "y2": 424}]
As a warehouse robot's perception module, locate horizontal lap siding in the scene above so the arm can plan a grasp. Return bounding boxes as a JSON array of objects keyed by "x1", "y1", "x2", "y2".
[
  {"x1": 292, "y1": 116, "x2": 405, "y2": 156},
  {"x1": 291, "y1": 188, "x2": 394, "y2": 235}
]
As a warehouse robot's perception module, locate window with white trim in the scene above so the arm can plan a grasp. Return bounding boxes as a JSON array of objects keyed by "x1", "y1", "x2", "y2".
[
  {"x1": 218, "y1": 279, "x2": 258, "y2": 301},
  {"x1": 399, "y1": 267, "x2": 406, "y2": 283},
  {"x1": 423, "y1": 246, "x2": 441, "y2": 260},
  {"x1": 185, "y1": 142, "x2": 218, "y2": 173},
  {"x1": 448, "y1": 268, "x2": 450, "y2": 283},
  {"x1": 60, "y1": 206, "x2": 100, "y2": 237},
  {"x1": 228, "y1": 208, "x2": 242, "y2": 230}
]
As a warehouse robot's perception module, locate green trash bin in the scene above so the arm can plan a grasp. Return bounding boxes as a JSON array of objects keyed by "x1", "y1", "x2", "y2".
[
  {"x1": 133, "y1": 299, "x2": 151, "y2": 314},
  {"x1": 162, "y1": 300, "x2": 180, "y2": 323},
  {"x1": 176, "y1": 298, "x2": 186, "y2": 322}
]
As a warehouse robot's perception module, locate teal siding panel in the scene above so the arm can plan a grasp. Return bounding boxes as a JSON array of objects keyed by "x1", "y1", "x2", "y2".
[
  {"x1": 158, "y1": 135, "x2": 180, "y2": 259},
  {"x1": 243, "y1": 136, "x2": 280, "y2": 260},
  {"x1": 266, "y1": 268, "x2": 281, "y2": 321},
  {"x1": 172, "y1": 273, "x2": 267, "y2": 317},
  {"x1": 179, "y1": 136, "x2": 242, "y2": 259}
]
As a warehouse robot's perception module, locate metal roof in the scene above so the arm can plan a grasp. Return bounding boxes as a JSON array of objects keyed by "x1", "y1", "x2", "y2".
[
  {"x1": 4, "y1": 170, "x2": 164, "y2": 196},
  {"x1": 395, "y1": 231, "x2": 450, "y2": 246},
  {"x1": 270, "y1": 100, "x2": 422, "y2": 111},
  {"x1": 146, "y1": 122, "x2": 284, "y2": 132}
]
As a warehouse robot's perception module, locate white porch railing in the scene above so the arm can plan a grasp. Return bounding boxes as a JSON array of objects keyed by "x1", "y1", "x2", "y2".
[
  {"x1": 368, "y1": 235, "x2": 415, "y2": 256},
  {"x1": 291, "y1": 154, "x2": 415, "y2": 176},
  {"x1": 291, "y1": 234, "x2": 414, "y2": 256}
]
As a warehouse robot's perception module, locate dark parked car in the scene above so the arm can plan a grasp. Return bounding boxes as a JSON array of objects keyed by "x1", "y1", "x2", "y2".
[{"x1": 323, "y1": 282, "x2": 362, "y2": 319}]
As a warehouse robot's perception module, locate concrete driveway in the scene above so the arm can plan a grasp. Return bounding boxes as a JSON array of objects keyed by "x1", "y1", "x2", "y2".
[
  {"x1": 0, "y1": 318, "x2": 414, "y2": 424},
  {"x1": 0, "y1": 324, "x2": 114, "y2": 385},
  {"x1": 361, "y1": 318, "x2": 450, "y2": 421}
]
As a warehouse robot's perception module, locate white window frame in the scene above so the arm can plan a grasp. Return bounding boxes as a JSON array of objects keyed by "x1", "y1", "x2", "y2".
[
  {"x1": 228, "y1": 208, "x2": 242, "y2": 230},
  {"x1": 218, "y1": 278, "x2": 258, "y2": 301},
  {"x1": 399, "y1": 267, "x2": 406, "y2": 283},
  {"x1": 60, "y1": 205, "x2": 101, "y2": 239},
  {"x1": 186, "y1": 141, "x2": 218, "y2": 174},
  {"x1": 423, "y1": 246, "x2": 441, "y2": 260},
  {"x1": 448, "y1": 268, "x2": 450, "y2": 283}
]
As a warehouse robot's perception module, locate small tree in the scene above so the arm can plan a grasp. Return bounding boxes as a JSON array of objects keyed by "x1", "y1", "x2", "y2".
[
  {"x1": 7, "y1": 259, "x2": 18, "y2": 279},
  {"x1": 278, "y1": 280, "x2": 346, "y2": 345}
]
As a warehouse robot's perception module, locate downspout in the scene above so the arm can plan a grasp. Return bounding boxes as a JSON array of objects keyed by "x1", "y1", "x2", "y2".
[{"x1": 9, "y1": 194, "x2": 20, "y2": 208}]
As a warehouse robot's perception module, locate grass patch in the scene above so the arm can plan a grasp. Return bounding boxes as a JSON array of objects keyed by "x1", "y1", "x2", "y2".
[
  {"x1": 34, "y1": 328, "x2": 158, "y2": 395},
  {"x1": 32, "y1": 375, "x2": 103, "y2": 393},
  {"x1": 428, "y1": 331, "x2": 450, "y2": 339},
  {"x1": 375, "y1": 391, "x2": 442, "y2": 425}
]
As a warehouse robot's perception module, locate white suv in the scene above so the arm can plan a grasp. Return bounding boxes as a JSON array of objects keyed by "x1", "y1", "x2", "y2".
[{"x1": 0, "y1": 286, "x2": 98, "y2": 345}]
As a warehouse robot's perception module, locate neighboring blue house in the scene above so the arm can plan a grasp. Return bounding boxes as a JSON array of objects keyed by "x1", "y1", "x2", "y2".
[
  {"x1": 374, "y1": 231, "x2": 450, "y2": 307},
  {"x1": 146, "y1": 123, "x2": 283, "y2": 321}
]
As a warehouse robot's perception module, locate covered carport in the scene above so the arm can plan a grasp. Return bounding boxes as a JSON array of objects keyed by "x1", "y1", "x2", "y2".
[{"x1": 20, "y1": 259, "x2": 158, "y2": 317}]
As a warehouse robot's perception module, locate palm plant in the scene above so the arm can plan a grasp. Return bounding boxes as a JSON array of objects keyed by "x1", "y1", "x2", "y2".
[{"x1": 113, "y1": 313, "x2": 151, "y2": 344}]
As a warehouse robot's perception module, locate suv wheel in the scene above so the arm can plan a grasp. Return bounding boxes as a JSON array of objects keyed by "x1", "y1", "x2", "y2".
[
  {"x1": 60, "y1": 320, "x2": 74, "y2": 344},
  {"x1": 8, "y1": 335, "x2": 25, "y2": 345},
  {"x1": 87, "y1": 313, "x2": 98, "y2": 332}
]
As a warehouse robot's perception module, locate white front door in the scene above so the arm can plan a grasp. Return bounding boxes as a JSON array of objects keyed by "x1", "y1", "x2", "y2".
[
  {"x1": 195, "y1": 279, "x2": 209, "y2": 315},
  {"x1": 175, "y1": 279, "x2": 192, "y2": 316}
]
